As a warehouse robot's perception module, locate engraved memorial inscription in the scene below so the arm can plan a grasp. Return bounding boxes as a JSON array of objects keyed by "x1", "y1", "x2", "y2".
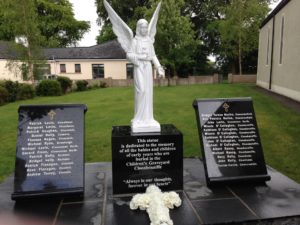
[
  {"x1": 12, "y1": 104, "x2": 87, "y2": 200},
  {"x1": 193, "y1": 98, "x2": 270, "y2": 185},
  {"x1": 112, "y1": 125, "x2": 183, "y2": 195}
]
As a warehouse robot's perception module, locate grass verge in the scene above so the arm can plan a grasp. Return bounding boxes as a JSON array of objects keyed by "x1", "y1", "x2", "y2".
[{"x1": 0, "y1": 83, "x2": 299, "y2": 182}]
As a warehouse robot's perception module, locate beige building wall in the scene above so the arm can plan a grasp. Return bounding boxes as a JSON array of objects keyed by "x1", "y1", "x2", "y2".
[
  {"x1": 49, "y1": 59, "x2": 129, "y2": 80},
  {"x1": 257, "y1": 0, "x2": 300, "y2": 102},
  {"x1": 0, "y1": 60, "x2": 23, "y2": 81},
  {"x1": 0, "y1": 59, "x2": 129, "y2": 81},
  {"x1": 257, "y1": 20, "x2": 273, "y2": 89}
]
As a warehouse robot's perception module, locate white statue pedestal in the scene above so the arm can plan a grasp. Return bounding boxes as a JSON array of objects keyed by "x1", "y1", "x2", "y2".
[{"x1": 131, "y1": 120, "x2": 161, "y2": 133}]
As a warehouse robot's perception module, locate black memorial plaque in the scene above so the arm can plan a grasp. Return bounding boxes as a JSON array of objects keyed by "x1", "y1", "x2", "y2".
[
  {"x1": 12, "y1": 104, "x2": 87, "y2": 200},
  {"x1": 112, "y1": 124, "x2": 183, "y2": 195},
  {"x1": 193, "y1": 98, "x2": 270, "y2": 186}
]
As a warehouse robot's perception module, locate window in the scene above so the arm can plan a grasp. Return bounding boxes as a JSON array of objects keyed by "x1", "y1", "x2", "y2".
[
  {"x1": 45, "y1": 64, "x2": 51, "y2": 75},
  {"x1": 60, "y1": 64, "x2": 66, "y2": 73},
  {"x1": 92, "y1": 64, "x2": 104, "y2": 78},
  {"x1": 75, "y1": 64, "x2": 81, "y2": 73},
  {"x1": 279, "y1": 16, "x2": 285, "y2": 64},
  {"x1": 21, "y1": 64, "x2": 28, "y2": 80},
  {"x1": 33, "y1": 64, "x2": 51, "y2": 80},
  {"x1": 126, "y1": 63, "x2": 134, "y2": 79}
]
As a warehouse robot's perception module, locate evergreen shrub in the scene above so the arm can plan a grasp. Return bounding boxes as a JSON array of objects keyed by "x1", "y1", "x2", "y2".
[
  {"x1": 36, "y1": 80, "x2": 62, "y2": 96},
  {"x1": 17, "y1": 84, "x2": 35, "y2": 100},
  {"x1": 0, "y1": 86, "x2": 9, "y2": 105},
  {"x1": 57, "y1": 76, "x2": 72, "y2": 94},
  {"x1": 76, "y1": 80, "x2": 88, "y2": 91}
]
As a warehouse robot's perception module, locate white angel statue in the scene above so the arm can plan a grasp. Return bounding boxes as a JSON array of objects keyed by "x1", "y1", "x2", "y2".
[{"x1": 103, "y1": 0, "x2": 165, "y2": 133}]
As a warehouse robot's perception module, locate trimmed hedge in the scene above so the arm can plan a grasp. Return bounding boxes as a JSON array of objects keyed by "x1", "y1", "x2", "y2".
[
  {"x1": 57, "y1": 76, "x2": 72, "y2": 94},
  {"x1": 3, "y1": 80, "x2": 19, "y2": 102},
  {"x1": 100, "y1": 81, "x2": 108, "y2": 88},
  {"x1": 76, "y1": 80, "x2": 88, "y2": 91},
  {"x1": 0, "y1": 80, "x2": 35, "y2": 105},
  {"x1": 36, "y1": 80, "x2": 62, "y2": 96},
  {"x1": 0, "y1": 86, "x2": 9, "y2": 105},
  {"x1": 17, "y1": 84, "x2": 35, "y2": 100}
]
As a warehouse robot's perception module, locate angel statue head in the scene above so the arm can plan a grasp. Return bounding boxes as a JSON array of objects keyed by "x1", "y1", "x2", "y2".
[
  {"x1": 136, "y1": 19, "x2": 149, "y2": 37},
  {"x1": 104, "y1": 0, "x2": 165, "y2": 133}
]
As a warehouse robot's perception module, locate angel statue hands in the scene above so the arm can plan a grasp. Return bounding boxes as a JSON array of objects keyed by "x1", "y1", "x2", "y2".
[{"x1": 103, "y1": 0, "x2": 164, "y2": 133}]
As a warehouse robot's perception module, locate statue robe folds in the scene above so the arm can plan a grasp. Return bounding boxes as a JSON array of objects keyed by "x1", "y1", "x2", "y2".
[{"x1": 127, "y1": 37, "x2": 161, "y2": 133}]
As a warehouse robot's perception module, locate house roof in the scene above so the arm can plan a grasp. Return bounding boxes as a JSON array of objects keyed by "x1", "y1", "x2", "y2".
[
  {"x1": 0, "y1": 41, "x2": 19, "y2": 59},
  {"x1": 260, "y1": 0, "x2": 291, "y2": 28},
  {"x1": 43, "y1": 40, "x2": 126, "y2": 60},
  {"x1": 0, "y1": 39, "x2": 126, "y2": 60}
]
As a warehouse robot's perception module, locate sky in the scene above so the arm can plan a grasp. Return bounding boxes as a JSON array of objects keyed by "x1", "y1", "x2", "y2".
[
  {"x1": 70, "y1": 0, "x2": 282, "y2": 47},
  {"x1": 69, "y1": 0, "x2": 99, "y2": 47},
  {"x1": 269, "y1": 1, "x2": 281, "y2": 11}
]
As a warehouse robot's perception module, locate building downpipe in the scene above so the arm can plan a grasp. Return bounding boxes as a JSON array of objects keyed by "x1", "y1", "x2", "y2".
[{"x1": 269, "y1": 17, "x2": 275, "y2": 90}]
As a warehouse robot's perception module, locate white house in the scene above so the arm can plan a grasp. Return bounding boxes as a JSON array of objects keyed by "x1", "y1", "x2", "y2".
[
  {"x1": 0, "y1": 40, "x2": 134, "y2": 81},
  {"x1": 257, "y1": 0, "x2": 300, "y2": 102},
  {"x1": 0, "y1": 41, "x2": 22, "y2": 81}
]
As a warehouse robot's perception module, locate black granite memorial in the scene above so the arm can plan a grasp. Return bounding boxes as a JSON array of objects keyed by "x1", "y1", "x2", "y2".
[
  {"x1": 111, "y1": 124, "x2": 183, "y2": 195},
  {"x1": 11, "y1": 104, "x2": 87, "y2": 200},
  {"x1": 193, "y1": 98, "x2": 270, "y2": 186}
]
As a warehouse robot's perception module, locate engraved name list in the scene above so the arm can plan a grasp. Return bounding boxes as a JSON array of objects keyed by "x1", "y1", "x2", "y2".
[{"x1": 23, "y1": 120, "x2": 78, "y2": 177}]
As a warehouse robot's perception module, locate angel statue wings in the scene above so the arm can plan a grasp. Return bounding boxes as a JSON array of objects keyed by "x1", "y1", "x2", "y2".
[{"x1": 103, "y1": 0, "x2": 165, "y2": 133}]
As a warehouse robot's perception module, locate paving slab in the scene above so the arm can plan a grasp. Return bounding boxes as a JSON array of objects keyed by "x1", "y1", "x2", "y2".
[{"x1": 0, "y1": 159, "x2": 300, "y2": 225}]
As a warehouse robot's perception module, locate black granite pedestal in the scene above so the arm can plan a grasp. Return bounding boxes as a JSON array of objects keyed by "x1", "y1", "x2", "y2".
[
  {"x1": 1, "y1": 159, "x2": 300, "y2": 225},
  {"x1": 111, "y1": 124, "x2": 183, "y2": 195}
]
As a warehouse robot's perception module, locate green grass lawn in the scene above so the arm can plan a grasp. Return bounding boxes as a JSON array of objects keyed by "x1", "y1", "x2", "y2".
[{"x1": 0, "y1": 83, "x2": 300, "y2": 183}]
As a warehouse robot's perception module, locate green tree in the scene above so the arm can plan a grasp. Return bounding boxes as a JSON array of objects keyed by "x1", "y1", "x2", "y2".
[
  {"x1": 0, "y1": 0, "x2": 90, "y2": 47},
  {"x1": 184, "y1": 0, "x2": 229, "y2": 54},
  {"x1": 0, "y1": 15, "x2": 14, "y2": 41},
  {"x1": 215, "y1": 0, "x2": 269, "y2": 74},
  {"x1": 1, "y1": 0, "x2": 43, "y2": 81},
  {"x1": 184, "y1": 0, "x2": 272, "y2": 74},
  {"x1": 0, "y1": 0, "x2": 90, "y2": 81},
  {"x1": 35, "y1": 0, "x2": 90, "y2": 47},
  {"x1": 96, "y1": 0, "x2": 150, "y2": 43},
  {"x1": 96, "y1": 0, "x2": 198, "y2": 76},
  {"x1": 146, "y1": 0, "x2": 198, "y2": 77}
]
